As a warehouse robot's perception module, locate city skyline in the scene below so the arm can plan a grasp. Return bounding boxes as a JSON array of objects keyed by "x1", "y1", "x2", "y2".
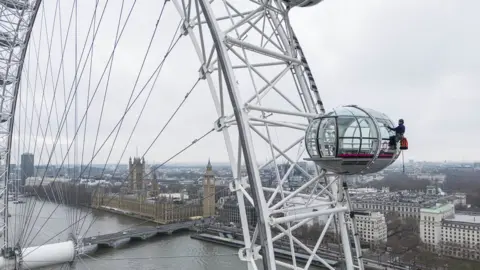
[{"x1": 19, "y1": 159, "x2": 480, "y2": 168}]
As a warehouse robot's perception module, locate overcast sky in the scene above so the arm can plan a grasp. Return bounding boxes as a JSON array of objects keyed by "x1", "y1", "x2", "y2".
[
  {"x1": 291, "y1": 0, "x2": 479, "y2": 162},
  {"x1": 11, "y1": 0, "x2": 479, "y2": 168}
]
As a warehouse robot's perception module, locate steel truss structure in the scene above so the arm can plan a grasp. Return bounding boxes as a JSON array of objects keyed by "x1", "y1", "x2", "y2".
[
  {"x1": 174, "y1": 0, "x2": 365, "y2": 269},
  {"x1": 0, "y1": 0, "x2": 365, "y2": 269}
]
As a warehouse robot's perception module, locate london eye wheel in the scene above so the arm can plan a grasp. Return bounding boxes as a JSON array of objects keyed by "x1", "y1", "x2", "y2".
[{"x1": 0, "y1": 0, "x2": 402, "y2": 269}]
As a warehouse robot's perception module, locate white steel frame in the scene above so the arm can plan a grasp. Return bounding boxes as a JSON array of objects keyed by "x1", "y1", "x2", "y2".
[{"x1": 173, "y1": 0, "x2": 364, "y2": 270}]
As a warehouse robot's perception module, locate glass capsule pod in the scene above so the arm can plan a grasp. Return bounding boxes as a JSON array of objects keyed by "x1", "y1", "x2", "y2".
[{"x1": 305, "y1": 105, "x2": 401, "y2": 175}]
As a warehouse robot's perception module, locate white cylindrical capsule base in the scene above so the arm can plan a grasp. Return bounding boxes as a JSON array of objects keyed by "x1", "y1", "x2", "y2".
[{"x1": 0, "y1": 241, "x2": 75, "y2": 269}]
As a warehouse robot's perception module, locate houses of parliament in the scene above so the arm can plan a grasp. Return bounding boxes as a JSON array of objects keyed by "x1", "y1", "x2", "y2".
[{"x1": 92, "y1": 158, "x2": 216, "y2": 224}]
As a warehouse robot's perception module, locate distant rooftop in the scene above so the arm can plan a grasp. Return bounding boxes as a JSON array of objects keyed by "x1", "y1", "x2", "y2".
[
  {"x1": 445, "y1": 214, "x2": 480, "y2": 224},
  {"x1": 352, "y1": 191, "x2": 435, "y2": 204},
  {"x1": 421, "y1": 203, "x2": 454, "y2": 214},
  {"x1": 351, "y1": 189, "x2": 464, "y2": 206}
]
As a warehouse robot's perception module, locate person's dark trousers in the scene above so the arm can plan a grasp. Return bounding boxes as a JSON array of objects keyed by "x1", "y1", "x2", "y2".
[{"x1": 389, "y1": 136, "x2": 397, "y2": 149}]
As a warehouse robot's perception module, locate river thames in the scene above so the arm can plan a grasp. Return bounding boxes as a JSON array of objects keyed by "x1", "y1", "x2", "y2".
[{"x1": 10, "y1": 200, "x2": 299, "y2": 270}]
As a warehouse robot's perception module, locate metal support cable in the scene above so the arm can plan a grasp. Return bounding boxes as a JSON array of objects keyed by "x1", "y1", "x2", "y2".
[
  {"x1": 29, "y1": 31, "x2": 184, "y2": 245},
  {"x1": 20, "y1": 0, "x2": 106, "y2": 246},
  {"x1": 79, "y1": 78, "x2": 210, "y2": 237},
  {"x1": 72, "y1": 0, "x2": 126, "y2": 237},
  {"x1": 24, "y1": 127, "x2": 214, "y2": 256},
  {"x1": 21, "y1": 0, "x2": 114, "y2": 247},
  {"x1": 94, "y1": 0, "x2": 171, "y2": 180}
]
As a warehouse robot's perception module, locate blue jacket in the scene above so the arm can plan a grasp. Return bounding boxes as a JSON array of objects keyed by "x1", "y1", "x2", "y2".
[{"x1": 390, "y1": 124, "x2": 405, "y2": 135}]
